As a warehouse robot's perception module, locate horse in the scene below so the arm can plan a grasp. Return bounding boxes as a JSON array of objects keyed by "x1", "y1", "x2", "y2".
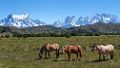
[
  {"x1": 39, "y1": 43, "x2": 60, "y2": 60},
  {"x1": 61, "y1": 45, "x2": 83, "y2": 61},
  {"x1": 91, "y1": 44, "x2": 114, "y2": 61}
]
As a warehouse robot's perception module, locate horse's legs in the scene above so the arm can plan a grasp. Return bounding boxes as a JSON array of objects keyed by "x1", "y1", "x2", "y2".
[
  {"x1": 76, "y1": 53, "x2": 79, "y2": 61},
  {"x1": 99, "y1": 54, "x2": 101, "y2": 61},
  {"x1": 67, "y1": 53, "x2": 71, "y2": 61},
  {"x1": 57, "y1": 50, "x2": 60, "y2": 58},
  {"x1": 45, "y1": 50, "x2": 47, "y2": 59},
  {"x1": 48, "y1": 51, "x2": 51, "y2": 59},
  {"x1": 56, "y1": 50, "x2": 59, "y2": 59},
  {"x1": 110, "y1": 51, "x2": 114, "y2": 59},
  {"x1": 110, "y1": 54, "x2": 114, "y2": 59},
  {"x1": 103, "y1": 54, "x2": 105, "y2": 61}
]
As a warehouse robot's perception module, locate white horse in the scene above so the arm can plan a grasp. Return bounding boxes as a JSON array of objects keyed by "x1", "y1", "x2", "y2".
[{"x1": 91, "y1": 44, "x2": 114, "y2": 61}]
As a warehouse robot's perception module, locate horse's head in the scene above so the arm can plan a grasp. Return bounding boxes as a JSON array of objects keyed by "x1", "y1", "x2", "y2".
[
  {"x1": 91, "y1": 44, "x2": 98, "y2": 52},
  {"x1": 38, "y1": 46, "x2": 45, "y2": 60},
  {"x1": 39, "y1": 53, "x2": 42, "y2": 60}
]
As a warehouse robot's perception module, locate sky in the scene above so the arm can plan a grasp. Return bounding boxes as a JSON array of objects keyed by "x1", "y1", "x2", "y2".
[{"x1": 0, "y1": 0, "x2": 120, "y2": 24}]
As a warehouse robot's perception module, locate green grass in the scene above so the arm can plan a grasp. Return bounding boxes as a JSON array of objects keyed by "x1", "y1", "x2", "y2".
[{"x1": 0, "y1": 36, "x2": 120, "y2": 68}]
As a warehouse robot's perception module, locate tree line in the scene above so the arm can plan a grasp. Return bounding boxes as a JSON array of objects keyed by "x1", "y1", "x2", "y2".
[{"x1": 0, "y1": 22, "x2": 120, "y2": 38}]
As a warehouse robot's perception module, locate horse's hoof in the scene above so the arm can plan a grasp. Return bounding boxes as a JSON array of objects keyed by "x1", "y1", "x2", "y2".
[
  {"x1": 78, "y1": 59, "x2": 81, "y2": 61},
  {"x1": 99, "y1": 60, "x2": 101, "y2": 61},
  {"x1": 45, "y1": 58, "x2": 48, "y2": 59}
]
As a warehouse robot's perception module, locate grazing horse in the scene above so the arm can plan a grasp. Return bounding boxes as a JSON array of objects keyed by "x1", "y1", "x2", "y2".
[
  {"x1": 39, "y1": 43, "x2": 60, "y2": 59},
  {"x1": 91, "y1": 44, "x2": 114, "y2": 61},
  {"x1": 62, "y1": 45, "x2": 83, "y2": 61}
]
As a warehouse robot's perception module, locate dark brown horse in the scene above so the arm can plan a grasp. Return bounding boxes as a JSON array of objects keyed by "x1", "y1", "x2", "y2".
[
  {"x1": 39, "y1": 43, "x2": 60, "y2": 59},
  {"x1": 62, "y1": 45, "x2": 83, "y2": 61}
]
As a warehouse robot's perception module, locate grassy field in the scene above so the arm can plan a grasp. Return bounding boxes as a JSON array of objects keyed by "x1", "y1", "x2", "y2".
[{"x1": 0, "y1": 36, "x2": 120, "y2": 68}]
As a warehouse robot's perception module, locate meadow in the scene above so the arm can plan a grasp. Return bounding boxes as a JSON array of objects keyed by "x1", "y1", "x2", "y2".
[{"x1": 0, "y1": 36, "x2": 120, "y2": 68}]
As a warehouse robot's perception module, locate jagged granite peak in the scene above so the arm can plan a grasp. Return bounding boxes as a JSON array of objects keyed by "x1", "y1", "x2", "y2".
[
  {"x1": 54, "y1": 13, "x2": 120, "y2": 28},
  {"x1": 0, "y1": 13, "x2": 119, "y2": 28},
  {"x1": 54, "y1": 20, "x2": 64, "y2": 27},
  {"x1": 0, "y1": 13, "x2": 45, "y2": 28}
]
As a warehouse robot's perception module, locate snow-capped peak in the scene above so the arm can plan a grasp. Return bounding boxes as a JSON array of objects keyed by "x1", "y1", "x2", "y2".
[
  {"x1": 0, "y1": 13, "x2": 120, "y2": 28},
  {"x1": 54, "y1": 13, "x2": 120, "y2": 28},
  {"x1": 12, "y1": 13, "x2": 29, "y2": 20},
  {"x1": 0, "y1": 13, "x2": 45, "y2": 28}
]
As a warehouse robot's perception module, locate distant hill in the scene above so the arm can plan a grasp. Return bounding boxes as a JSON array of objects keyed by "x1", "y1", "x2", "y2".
[
  {"x1": 0, "y1": 22, "x2": 120, "y2": 37},
  {"x1": 68, "y1": 22, "x2": 120, "y2": 36},
  {"x1": 24, "y1": 25, "x2": 62, "y2": 34}
]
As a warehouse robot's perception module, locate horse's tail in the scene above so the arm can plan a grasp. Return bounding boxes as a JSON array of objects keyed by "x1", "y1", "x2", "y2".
[
  {"x1": 56, "y1": 48, "x2": 60, "y2": 58},
  {"x1": 77, "y1": 46, "x2": 83, "y2": 58},
  {"x1": 56, "y1": 44, "x2": 60, "y2": 58}
]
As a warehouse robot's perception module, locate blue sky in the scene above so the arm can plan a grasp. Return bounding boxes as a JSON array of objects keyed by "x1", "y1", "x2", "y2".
[{"x1": 0, "y1": 0, "x2": 120, "y2": 24}]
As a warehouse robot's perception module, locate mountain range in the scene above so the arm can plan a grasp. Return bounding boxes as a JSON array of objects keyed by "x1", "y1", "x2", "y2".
[
  {"x1": 54, "y1": 13, "x2": 120, "y2": 28},
  {"x1": 0, "y1": 13, "x2": 120, "y2": 28},
  {"x1": 0, "y1": 13, "x2": 44, "y2": 28}
]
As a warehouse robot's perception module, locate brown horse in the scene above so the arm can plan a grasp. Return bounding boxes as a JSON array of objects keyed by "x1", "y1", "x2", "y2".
[
  {"x1": 91, "y1": 44, "x2": 115, "y2": 61},
  {"x1": 39, "y1": 43, "x2": 60, "y2": 59},
  {"x1": 61, "y1": 45, "x2": 83, "y2": 61}
]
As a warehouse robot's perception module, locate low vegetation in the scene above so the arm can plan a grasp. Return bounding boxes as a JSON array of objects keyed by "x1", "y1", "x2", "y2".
[{"x1": 0, "y1": 36, "x2": 120, "y2": 68}]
